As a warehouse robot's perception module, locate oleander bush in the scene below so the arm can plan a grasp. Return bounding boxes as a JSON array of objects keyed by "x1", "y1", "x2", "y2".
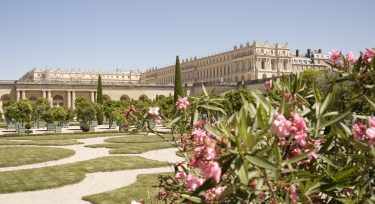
[{"x1": 129, "y1": 48, "x2": 375, "y2": 204}]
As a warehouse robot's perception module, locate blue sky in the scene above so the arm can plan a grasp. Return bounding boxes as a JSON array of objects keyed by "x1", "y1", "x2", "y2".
[{"x1": 0, "y1": 0, "x2": 374, "y2": 80}]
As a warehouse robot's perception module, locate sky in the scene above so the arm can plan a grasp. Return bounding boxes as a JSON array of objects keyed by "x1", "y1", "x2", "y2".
[{"x1": 0, "y1": 0, "x2": 374, "y2": 80}]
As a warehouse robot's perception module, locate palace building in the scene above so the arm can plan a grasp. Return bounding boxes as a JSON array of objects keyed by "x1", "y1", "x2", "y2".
[
  {"x1": 140, "y1": 41, "x2": 329, "y2": 84},
  {"x1": 0, "y1": 40, "x2": 330, "y2": 115}
]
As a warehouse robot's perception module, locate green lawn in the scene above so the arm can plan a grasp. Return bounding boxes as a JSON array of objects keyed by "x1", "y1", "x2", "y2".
[
  {"x1": 85, "y1": 134, "x2": 178, "y2": 154},
  {"x1": 104, "y1": 134, "x2": 174, "y2": 143},
  {"x1": 0, "y1": 156, "x2": 167, "y2": 193},
  {"x1": 0, "y1": 139, "x2": 81, "y2": 146},
  {"x1": 86, "y1": 142, "x2": 175, "y2": 154},
  {"x1": 83, "y1": 173, "x2": 173, "y2": 204},
  {"x1": 0, "y1": 146, "x2": 75, "y2": 167}
]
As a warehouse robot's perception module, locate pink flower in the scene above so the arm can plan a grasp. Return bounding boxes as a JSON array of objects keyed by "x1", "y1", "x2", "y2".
[
  {"x1": 329, "y1": 49, "x2": 341, "y2": 64},
  {"x1": 289, "y1": 147, "x2": 302, "y2": 158},
  {"x1": 364, "y1": 48, "x2": 375, "y2": 64},
  {"x1": 194, "y1": 120, "x2": 207, "y2": 129},
  {"x1": 283, "y1": 92, "x2": 291, "y2": 99},
  {"x1": 174, "y1": 160, "x2": 185, "y2": 167},
  {"x1": 204, "y1": 147, "x2": 216, "y2": 160},
  {"x1": 148, "y1": 107, "x2": 160, "y2": 116},
  {"x1": 271, "y1": 112, "x2": 292, "y2": 138},
  {"x1": 175, "y1": 171, "x2": 187, "y2": 180},
  {"x1": 369, "y1": 117, "x2": 375, "y2": 128},
  {"x1": 366, "y1": 127, "x2": 375, "y2": 146},
  {"x1": 186, "y1": 174, "x2": 204, "y2": 191},
  {"x1": 351, "y1": 123, "x2": 367, "y2": 142},
  {"x1": 203, "y1": 186, "x2": 226, "y2": 201},
  {"x1": 192, "y1": 128, "x2": 207, "y2": 142},
  {"x1": 346, "y1": 52, "x2": 357, "y2": 65},
  {"x1": 291, "y1": 112, "x2": 307, "y2": 132},
  {"x1": 264, "y1": 80, "x2": 273, "y2": 90},
  {"x1": 176, "y1": 97, "x2": 190, "y2": 109},
  {"x1": 308, "y1": 148, "x2": 319, "y2": 160},
  {"x1": 289, "y1": 184, "x2": 298, "y2": 204},
  {"x1": 199, "y1": 161, "x2": 222, "y2": 183},
  {"x1": 294, "y1": 131, "x2": 308, "y2": 147}
]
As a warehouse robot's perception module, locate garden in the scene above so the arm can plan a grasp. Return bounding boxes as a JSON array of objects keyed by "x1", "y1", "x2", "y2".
[{"x1": 0, "y1": 48, "x2": 374, "y2": 204}]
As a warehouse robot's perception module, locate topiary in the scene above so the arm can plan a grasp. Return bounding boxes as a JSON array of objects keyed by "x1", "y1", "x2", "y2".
[
  {"x1": 25, "y1": 122, "x2": 32, "y2": 130},
  {"x1": 80, "y1": 123, "x2": 90, "y2": 132}
]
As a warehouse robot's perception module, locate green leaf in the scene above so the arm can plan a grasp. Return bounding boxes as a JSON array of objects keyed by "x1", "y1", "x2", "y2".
[
  {"x1": 235, "y1": 157, "x2": 249, "y2": 185},
  {"x1": 202, "y1": 84, "x2": 208, "y2": 96},
  {"x1": 251, "y1": 91, "x2": 274, "y2": 113},
  {"x1": 317, "y1": 154, "x2": 338, "y2": 168},
  {"x1": 365, "y1": 96, "x2": 375, "y2": 108},
  {"x1": 282, "y1": 150, "x2": 310, "y2": 166},
  {"x1": 198, "y1": 105, "x2": 226, "y2": 115},
  {"x1": 205, "y1": 125, "x2": 222, "y2": 138},
  {"x1": 193, "y1": 109, "x2": 199, "y2": 126},
  {"x1": 334, "y1": 166, "x2": 357, "y2": 182},
  {"x1": 319, "y1": 108, "x2": 351, "y2": 129},
  {"x1": 319, "y1": 93, "x2": 332, "y2": 116},
  {"x1": 181, "y1": 194, "x2": 202, "y2": 203},
  {"x1": 245, "y1": 155, "x2": 277, "y2": 170},
  {"x1": 338, "y1": 122, "x2": 352, "y2": 135},
  {"x1": 167, "y1": 116, "x2": 182, "y2": 127}
]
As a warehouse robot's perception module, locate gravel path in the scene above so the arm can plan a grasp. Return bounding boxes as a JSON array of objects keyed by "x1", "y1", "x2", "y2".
[
  {"x1": 0, "y1": 136, "x2": 117, "y2": 172},
  {"x1": 0, "y1": 135, "x2": 182, "y2": 204}
]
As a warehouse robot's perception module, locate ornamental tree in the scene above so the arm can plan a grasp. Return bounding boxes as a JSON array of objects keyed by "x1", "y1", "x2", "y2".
[
  {"x1": 96, "y1": 75, "x2": 104, "y2": 125},
  {"x1": 42, "y1": 107, "x2": 67, "y2": 125},
  {"x1": 13, "y1": 100, "x2": 32, "y2": 125},
  {"x1": 75, "y1": 97, "x2": 97, "y2": 123},
  {"x1": 174, "y1": 56, "x2": 184, "y2": 103},
  {"x1": 32, "y1": 98, "x2": 50, "y2": 122}
]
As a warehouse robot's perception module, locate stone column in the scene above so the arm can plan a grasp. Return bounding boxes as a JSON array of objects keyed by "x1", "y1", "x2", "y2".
[
  {"x1": 48, "y1": 91, "x2": 53, "y2": 107},
  {"x1": 67, "y1": 91, "x2": 71, "y2": 108},
  {"x1": 21, "y1": 90, "x2": 26, "y2": 100},
  {"x1": 16, "y1": 90, "x2": 20, "y2": 101},
  {"x1": 42, "y1": 90, "x2": 46, "y2": 98},
  {"x1": 91, "y1": 91, "x2": 95, "y2": 103},
  {"x1": 72, "y1": 91, "x2": 76, "y2": 109}
]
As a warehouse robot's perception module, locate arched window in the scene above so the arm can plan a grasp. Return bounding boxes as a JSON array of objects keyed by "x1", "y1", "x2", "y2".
[
  {"x1": 103, "y1": 95, "x2": 111, "y2": 101},
  {"x1": 139, "y1": 95, "x2": 149, "y2": 101},
  {"x1": 29, "y1": 97, "x2": 37, "y2": 104},
  {"x1": 53, "y1": 95, "x2": 64, "y2": 107},
  {"x1": 120, "y1": 95, "x2": 130, "y2": 101},
  {"x1": 1, "y1": 94, "x2": 11, "y2": 103}
]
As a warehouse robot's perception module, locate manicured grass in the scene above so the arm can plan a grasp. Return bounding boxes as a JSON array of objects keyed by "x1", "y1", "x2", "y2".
[
  {"x1": 83, "y1": 172, "x2": 173, "y2": 204},
  {"x1": 0, "y1": 146, "x2": 75, "y2": 167},
  {"x1": 0, "y1": 156, "x2": 167, "y2": 193},
  {"x1": 86, "y1": 142, "x2": 175, "y2": 154},
  {"x1": 0, "y1": 139, "x2": 81, "y2": 146},
  {"x1": 104, "y1": 134, "x2": 174, "y2": 143}
]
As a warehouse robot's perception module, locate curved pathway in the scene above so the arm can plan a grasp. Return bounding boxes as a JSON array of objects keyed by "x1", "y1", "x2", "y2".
[
  {"x1": 0, "y1": 135, "x2": 182, "y2": 204},
  {"x1": 0, "y1": 136, "x2": 117, "y2": 172}
]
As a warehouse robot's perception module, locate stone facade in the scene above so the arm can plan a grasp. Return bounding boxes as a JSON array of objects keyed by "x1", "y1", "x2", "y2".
[
  {"x1": 20, "y1": 68, "x2": 141, "y2": 83},
  {"x1": 140, "y1": 41, "x2": 329, "y2": 84},
  {"x1": 0, "y1": 40, "x2": 330, "y2": 116}
]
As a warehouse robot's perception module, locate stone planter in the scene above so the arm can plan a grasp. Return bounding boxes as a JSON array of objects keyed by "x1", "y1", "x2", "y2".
[
  {"x1": 7, "y1": 121, "x2": 15, "y2": 129},
  {"x1": 18, "y1": 128, "x2": 26, "y2": 134},
  {"x1": 47, "y1": 123, "x2": 55, "y2": 131},
  {"x1": 55, "y1": 126, "x2": 62, "y2": 133},
  {"x1": 91, "y1": 121, "x2": 98, "y2": 126},
  {"x1": 89, "y1": 125, "x2": 96, "y2": 132}
]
